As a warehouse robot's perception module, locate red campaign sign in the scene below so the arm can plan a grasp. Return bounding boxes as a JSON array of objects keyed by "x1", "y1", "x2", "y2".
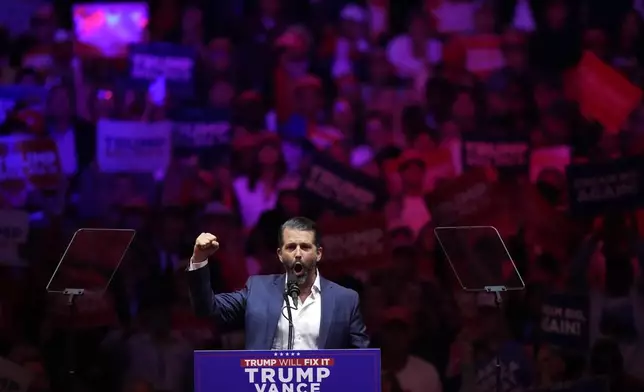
[
  {"x1": 19, "y1": 138, "x2": 62, "y2": 189},
  {"x1": 0, "y1": 137, "x2": 61, "y2": 190},
  {"x1": 460, "y1": 34, "x2": 504, "y2": 78},
  {"x1": 574, "y1": 51, "x2": 642, "y2": 134},
  {"x1": 317, "y1": 213, "x2": 391, "y2": 277}
]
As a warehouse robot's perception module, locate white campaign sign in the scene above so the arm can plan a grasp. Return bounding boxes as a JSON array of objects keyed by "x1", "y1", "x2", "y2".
[{"x1": 97, "y1": 120, "x2": 171, "y2": 173}]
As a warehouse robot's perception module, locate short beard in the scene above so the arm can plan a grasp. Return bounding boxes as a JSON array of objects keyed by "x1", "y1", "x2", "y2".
[{"x1": 293, "y1": 262, "x2": 315, "y2": 286}]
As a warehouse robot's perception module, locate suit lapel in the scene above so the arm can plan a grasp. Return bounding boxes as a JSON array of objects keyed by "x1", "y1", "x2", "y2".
[
  {"x1": 265, "y1": 274, "x2": 285, "y2": 349},
  {"x1": 318, "y1": 277, "x2": 335, "y2": 349}
]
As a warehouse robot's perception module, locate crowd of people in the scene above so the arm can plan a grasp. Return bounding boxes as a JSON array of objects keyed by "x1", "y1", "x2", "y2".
[{"x1": 0, "y1": 0, "x2": 644, "y2": 391}]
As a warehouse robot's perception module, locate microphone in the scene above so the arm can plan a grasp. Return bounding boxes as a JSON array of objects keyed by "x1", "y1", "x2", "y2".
[
  {"x1": 286, "y1": 263, "x2": 302, "y2": 310},
  {"x1": 283, "y1": 265, "x2": 301, "y2": 350}
]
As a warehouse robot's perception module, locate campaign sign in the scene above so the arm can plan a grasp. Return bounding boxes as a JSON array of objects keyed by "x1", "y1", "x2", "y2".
[
  {"x1": 566, "y1": 156, "x2": 644, "y2": 215},
  {"x1": 97, "y1": 120, "x2": 171, "y2": 173},
  {"x1": 300, "y1": 152, "x2": 386, "y2": 214},
  {"x1": 318, "y1": 213, "x2": 390, "y2": 277},
  {"x1": 170, "y1": 108, "x2": 231, "y2": 149},
  {"x1": 426, "y1": 167, "x2": 498, "y2": 226},
  {"x1": 0, "y1": 136, "x2": 61, "y2": 190},
  {"x1": 540, "y1": 293, "x2": 589, "y2": 351},
  {"x1": 18, "y1": 138, "x2": 62, "y2": 189},
  {"x1": 169, "y1": 107, "x2": 231, "y2": 166},
  {"x1": 194, "y1": 349, "x2": 381, "y2": 392},
  {"x1": 173, "y1": 121, "x2": 229, "y2": 148},
  {"x1": 463, "y1": 35, "x2": 504, "y2": 77},
  {"x1": 462, "y1": 137, "x2": 529, "y2": 175},
  {"x1": 128, "y1": 42, "x2": 196, "y2": 99},
  {"x1": 528, "y1": 377, "x2": 607, "y2": 392}
]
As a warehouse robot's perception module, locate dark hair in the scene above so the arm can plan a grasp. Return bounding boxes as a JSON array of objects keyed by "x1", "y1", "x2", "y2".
[
  {"x1": 278, "y1": 217, "x2": 320, "y2": 248},
  {"x1": 247, "y1": 139, "x2": 287, "y2": 191}
]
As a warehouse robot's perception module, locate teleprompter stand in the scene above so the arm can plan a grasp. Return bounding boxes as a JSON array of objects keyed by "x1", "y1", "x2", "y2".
[
  {"x1": 45, "y1": 228, "x2": 135, "y2": 391},
  {"x1": 435, "y1": 226, "x2": 525, "y2": 392}
]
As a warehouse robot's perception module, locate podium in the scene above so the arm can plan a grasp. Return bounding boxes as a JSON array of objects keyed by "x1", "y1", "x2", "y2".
[{"x1": 194, "y1": 349, "x2": 381, "y2": 391}]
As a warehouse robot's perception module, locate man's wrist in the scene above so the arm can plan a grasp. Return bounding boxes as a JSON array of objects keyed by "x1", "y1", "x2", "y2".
[
  {"x1": 188, "y1": 255, "x2": 209, "y2": 271},
  {"x1": 190, "y1": 255, "x2": 208, "y2": 264}
]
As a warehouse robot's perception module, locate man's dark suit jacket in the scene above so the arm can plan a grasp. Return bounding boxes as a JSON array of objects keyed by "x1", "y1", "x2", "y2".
[{"x1": 187, "y1": 266, "x2": 370, "y2": 350}]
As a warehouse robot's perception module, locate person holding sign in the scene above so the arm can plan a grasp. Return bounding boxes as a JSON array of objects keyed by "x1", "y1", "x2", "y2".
[{"x1": 187, "y1": 216, "x2": 370, "y2": 350}]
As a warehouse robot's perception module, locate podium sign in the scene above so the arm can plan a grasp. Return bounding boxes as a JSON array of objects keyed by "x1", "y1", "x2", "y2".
[{"x1": 194, "y1": 349, "x2": 381, "y2": 392}]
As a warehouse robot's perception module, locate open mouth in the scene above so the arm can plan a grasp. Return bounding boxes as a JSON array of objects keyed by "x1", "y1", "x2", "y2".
[{"x1": 293, "y1": 262, "x2": 304, "y2": 276}]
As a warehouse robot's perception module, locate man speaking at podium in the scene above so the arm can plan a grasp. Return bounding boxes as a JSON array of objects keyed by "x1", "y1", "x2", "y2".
[{"x1": 187, "y1": 216, "x2": 370, "y2": 350}]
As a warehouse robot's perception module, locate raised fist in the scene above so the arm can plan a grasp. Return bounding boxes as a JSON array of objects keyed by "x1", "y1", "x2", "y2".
[{"x1": 193, "y1": 232, "x2": 219, "y2": 262}]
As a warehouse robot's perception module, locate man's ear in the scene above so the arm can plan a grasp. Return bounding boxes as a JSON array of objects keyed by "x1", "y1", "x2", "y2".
[
  {"x1": 277, "y1": 247, "x2": 283, "y2": 263},
  {"x1": 316, "y1": 246, "x2": 323, "y2": 262}
]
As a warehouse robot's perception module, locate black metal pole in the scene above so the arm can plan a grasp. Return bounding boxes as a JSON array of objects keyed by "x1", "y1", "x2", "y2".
[
  {"x1": 494, "y1": 291, "x2": 503, "y2": 392},
  {"x1": 66, "y1": 294, "x2": 78, "y2": 392},
  {"x1": 64, "y1": 288, "x2": 84, "y2": 392},
  {"x1": 283, "y1": 293, "x2": 295, "y2": 350}
]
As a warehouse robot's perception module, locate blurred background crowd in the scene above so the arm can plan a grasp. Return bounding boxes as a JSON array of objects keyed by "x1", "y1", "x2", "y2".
[{"x1": 1, "y1": 0, "x2": 644, "y2": 391}]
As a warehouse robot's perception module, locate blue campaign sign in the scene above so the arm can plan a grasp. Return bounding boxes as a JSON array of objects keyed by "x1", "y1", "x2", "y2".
[
  {"x1": 462, "y1": 135, "x2": 530, "y2": 176},
  {"x1": 169, "y1": 107, "x2": 231, "y2": 150},
  {"x1": 194, "y1": 349, "x2": 381, "y2": 392},
  {"x1": 299, "y1": 151, "x2": 387, "y2": 215},
  {"x1": 127, "y1": 42, "x2": 196, "y2": 99},
  {"x1": 540, "y1": 293, "x2": 590, "y2": 351},
  {"x1": 168, "y1": 107, "x2": 231, "y2": 167},
  {"x1": 566, "y1": 156, "x2": 644, "y2": 216}
]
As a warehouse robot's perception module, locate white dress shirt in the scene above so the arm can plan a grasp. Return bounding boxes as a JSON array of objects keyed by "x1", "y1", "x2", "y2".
[
  {"x1": 271, "y1": 272, "x2": 321, "y2": 350},
  {"x1": 189, "y1": 259, "x2": 322, "y2": 350}
]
